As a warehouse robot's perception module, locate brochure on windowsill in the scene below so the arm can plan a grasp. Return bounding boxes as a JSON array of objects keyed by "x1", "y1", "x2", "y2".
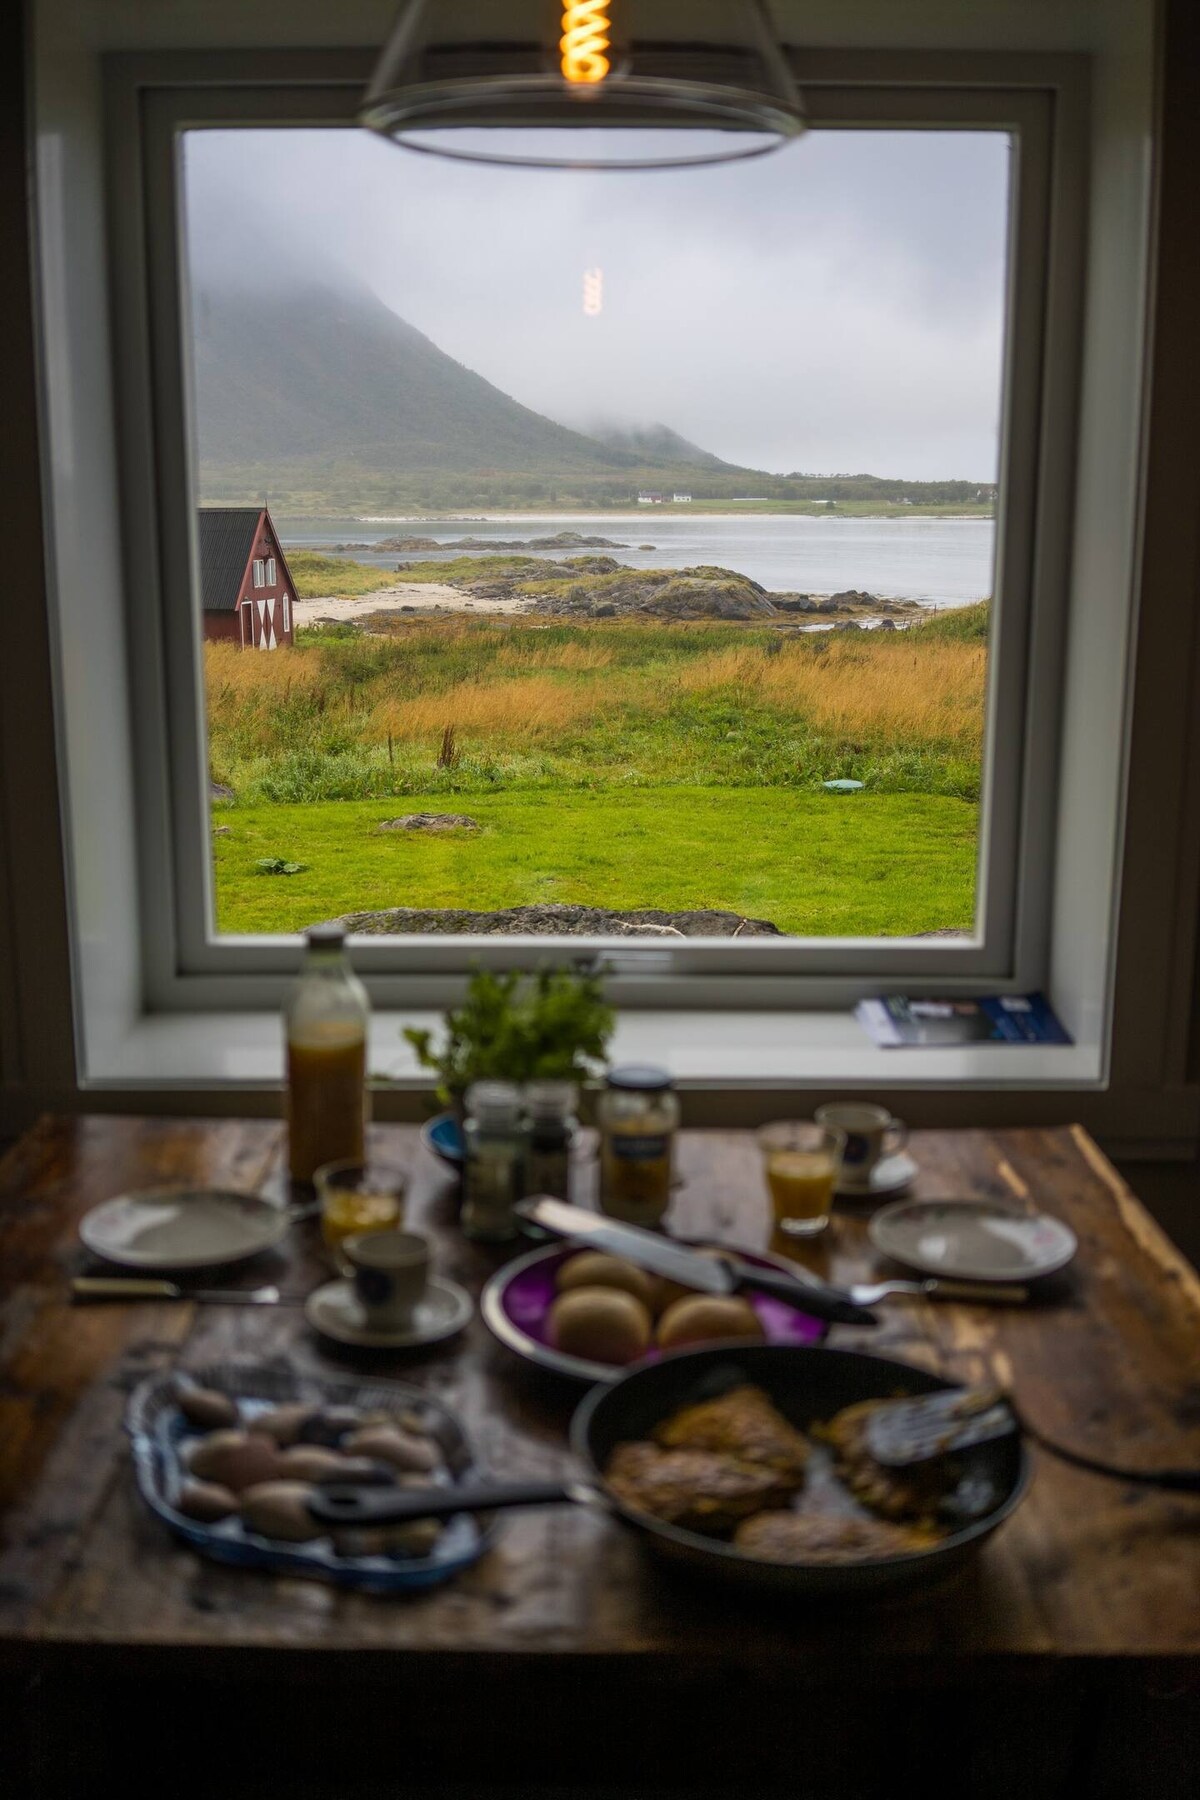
[{"x1": 856, "y1": 992, "x2": 1072, "y2": 1049}]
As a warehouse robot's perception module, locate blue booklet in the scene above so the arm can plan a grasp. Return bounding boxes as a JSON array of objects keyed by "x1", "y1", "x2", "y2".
[{"x1": 856, "y1": 991, "x2": 1072, "y2": 1048}]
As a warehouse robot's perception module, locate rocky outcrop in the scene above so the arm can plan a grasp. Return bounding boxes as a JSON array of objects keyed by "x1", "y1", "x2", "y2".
[
  {"x1": 326, "y1": 903, "x2": 784, "y2": 937},
  {"x1": 378, "y1": 813, "x2": 480, "y2": 833},
  {"x1": 525, "y1": 564, "x2": 777, "y2": 621}
]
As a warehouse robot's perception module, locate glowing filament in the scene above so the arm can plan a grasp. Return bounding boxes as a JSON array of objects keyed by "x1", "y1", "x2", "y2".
[
  {"x1": 560, "y1": 2, "x2": 611, "y2": 85},
  {"x1": 583, "y1": 267, "x2": 604, "y2": 316}
]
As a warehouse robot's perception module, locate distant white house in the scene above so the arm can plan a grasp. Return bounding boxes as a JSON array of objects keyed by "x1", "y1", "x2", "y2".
[
  {"x1": 672, "y1": 492, "x2": 693, "y2": 503},
  {"x1": 637, "y1": 491, "x2": 665, "y2": 504}
]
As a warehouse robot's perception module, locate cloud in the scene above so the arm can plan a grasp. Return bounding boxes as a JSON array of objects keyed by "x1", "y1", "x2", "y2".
[{"x1": 184, "y1": 125, "x2": 1008, "y2": 480}]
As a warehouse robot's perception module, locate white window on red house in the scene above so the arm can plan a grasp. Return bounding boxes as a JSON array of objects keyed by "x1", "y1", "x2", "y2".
[
  {"x1": 266, "y1": 557, "x2": 277, "y2": 585},
  {"x1": 281, "y1": 593, "x2": 290, "y2": 635},
  {"x1": 252, "y1": 559, "x2": 264, "y2": 586}
]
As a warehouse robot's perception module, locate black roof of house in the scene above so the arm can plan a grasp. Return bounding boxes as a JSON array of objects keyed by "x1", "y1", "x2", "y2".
[{"x1": 198, "y1": 507, "x2": 263, "y2": 613}]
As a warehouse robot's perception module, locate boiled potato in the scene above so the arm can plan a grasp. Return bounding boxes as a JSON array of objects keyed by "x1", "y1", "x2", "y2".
[
  {"x1": 547, "y1": 1287, "x2": 653, "y2": 1365},
  {"x1": 656, "y1": 1294, "x2": 764, "y2": 1350},
  {"x1": 186, "y1": 1429, "x2": 280, "y2": 1493},
  {"x1": 556, "y1": 1252, "x2": 656, "y2": 1310},
  {"x1": 240, "y1": 1480, "x2": 324, "y2": 1543}
]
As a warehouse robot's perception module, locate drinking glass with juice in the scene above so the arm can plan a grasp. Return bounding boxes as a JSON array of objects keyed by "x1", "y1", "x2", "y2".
[
  {"x1": 285, "y1": 925, "x2": 370, "y2": 1184},
  {"x1": 758, "y1": 1121, "x2": 845, "y2": 1238},
  {"x1": 316, "y1": 1160, "x2": 407, "y2": 1274}
]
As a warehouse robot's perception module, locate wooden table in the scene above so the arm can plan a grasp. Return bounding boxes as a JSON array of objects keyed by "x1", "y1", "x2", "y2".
[{"x1": 1, "y1": 1116, "x2": 1199, "y2": 1799}]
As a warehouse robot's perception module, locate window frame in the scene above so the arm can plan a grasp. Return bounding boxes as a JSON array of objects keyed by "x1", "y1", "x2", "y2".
[{"x1": 103, "y1": 49, "x2": 1086, "y2": 1014}]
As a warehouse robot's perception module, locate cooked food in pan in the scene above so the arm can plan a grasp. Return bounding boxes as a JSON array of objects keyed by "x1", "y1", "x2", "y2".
[
  {"x1": 605, "y1": 1441, "x2": 800, "y2": 1535},
  {"x1": 733, "y1": 1509, "x2": 940, "y2": 1565},
  {"x1": 821, "y1": 1396, "x2": 956, "y2": 1523},
  {"x1": 603, "y1": 1382, "x2": 962, "y2": 1563},
  {"x1": 653, "y1": 1383, "x2": 810, "y2": 1479}
]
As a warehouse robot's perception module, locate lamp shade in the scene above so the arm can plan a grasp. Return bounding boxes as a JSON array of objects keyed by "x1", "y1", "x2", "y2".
[{"x1": 360, "y1": 0, "x2": 805, "y2": 169}]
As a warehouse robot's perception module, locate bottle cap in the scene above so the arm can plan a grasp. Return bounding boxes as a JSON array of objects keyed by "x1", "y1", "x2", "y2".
[
  {"x1": 525, "y1": 1080, "x2": 577, "y2": 1117},
  {"x1": 606, "y1": 1064, "x2": 672, "y2": 1092},
  {"x1": 305, "y1": 923, "x2": 346, "y2": 949},
  {"x1": 466, "y1": 1080, "x2": 522, "y2": 1121}
]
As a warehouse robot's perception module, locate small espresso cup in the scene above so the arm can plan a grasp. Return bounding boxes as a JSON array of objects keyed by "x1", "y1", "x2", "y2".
[
  {"x1": 342, "y1": 1229, "x2": 430, "y2": 1332},
  {"x1": 814, "y1": 1102, "x2": 907, "y2": 1187}
]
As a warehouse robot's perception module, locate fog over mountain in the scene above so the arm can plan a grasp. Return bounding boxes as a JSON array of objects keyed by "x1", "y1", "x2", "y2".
[{"x1": 184, "y1": 125, "x2": 1008, "y2": 485}]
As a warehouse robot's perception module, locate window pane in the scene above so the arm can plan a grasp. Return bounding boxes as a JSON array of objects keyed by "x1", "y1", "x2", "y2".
[{"x1": 183, "y1": 127, "x2": 1007, "y2": 942}]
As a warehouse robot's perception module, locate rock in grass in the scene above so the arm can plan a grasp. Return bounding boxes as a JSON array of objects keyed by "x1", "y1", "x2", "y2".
[
  {"x1": 378, "y1": 814, "x2": 481, "y2": 834},
  {"x1": 318, "y1": 904, "x2": 783, "y2": 938}
]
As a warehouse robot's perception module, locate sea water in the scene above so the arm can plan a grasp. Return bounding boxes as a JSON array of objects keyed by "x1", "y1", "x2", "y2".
[{"x1": 277, "y1": 512, "x2": 996, "y2": 608}]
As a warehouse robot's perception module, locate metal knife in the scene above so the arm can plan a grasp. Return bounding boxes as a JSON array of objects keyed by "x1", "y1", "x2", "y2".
[
  {"x1": 71, "y1": 1277, "x2": 284, "y2": 1305},
  {"x1": 515, "y1": 1197, "x2": 878, "y2": 1328}
]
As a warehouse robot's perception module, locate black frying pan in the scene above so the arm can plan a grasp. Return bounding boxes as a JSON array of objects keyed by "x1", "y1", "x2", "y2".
[{"x1": 309, "y1": 1344, "x2": 1030, "y2": 1597}]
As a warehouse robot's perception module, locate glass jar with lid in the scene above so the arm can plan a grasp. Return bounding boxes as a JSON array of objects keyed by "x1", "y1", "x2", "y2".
[
  {"x1": 597, "y1": 1065, "x2": 679, "y2": 1229},
  {"x1": 461, "y1": 1080, "x2": 524, "y2": 1242}
]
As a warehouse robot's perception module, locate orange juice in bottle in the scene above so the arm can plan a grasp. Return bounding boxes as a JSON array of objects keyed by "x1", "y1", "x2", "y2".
[{"x1": 285, "y1": 925, "x2": 369, "y2": 1183}]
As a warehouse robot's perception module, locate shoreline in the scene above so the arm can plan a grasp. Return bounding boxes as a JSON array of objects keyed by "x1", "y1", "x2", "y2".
[{"x1": 291, "y1": 584, "x2": 930, "y2": 631}]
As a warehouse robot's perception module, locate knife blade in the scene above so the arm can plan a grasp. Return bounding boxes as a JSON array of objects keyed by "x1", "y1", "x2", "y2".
[
  {"x1": 516, "y1": 1198, "x2": 877, "y2": 1328},
  {"x1": 71, "y1": 1277, "x2": 283, "y2": 1305}
]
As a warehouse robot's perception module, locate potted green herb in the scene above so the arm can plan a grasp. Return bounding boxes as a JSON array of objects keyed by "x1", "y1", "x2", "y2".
[{"x1": 404, "y1": 966, "x2": 615, "y2": 1117}]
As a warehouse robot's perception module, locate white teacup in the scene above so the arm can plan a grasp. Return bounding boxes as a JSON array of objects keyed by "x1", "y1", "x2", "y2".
[
  {"x1": 814, "y1": 1103, "x2": 907, "y2": 1187},
  {"x1": 343, "y1": 1229, "x2": 430, "y2": 1331}
]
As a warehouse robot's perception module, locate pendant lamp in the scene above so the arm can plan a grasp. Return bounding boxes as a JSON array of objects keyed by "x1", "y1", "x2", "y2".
[{"x1": 360, "y1": 0, "x2": 805, "y2": 169}]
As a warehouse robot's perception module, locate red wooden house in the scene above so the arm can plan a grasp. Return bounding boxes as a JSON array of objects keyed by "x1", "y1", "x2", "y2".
[{"x1": 199, "y1": 506, "x2": 297, "y2": 649}]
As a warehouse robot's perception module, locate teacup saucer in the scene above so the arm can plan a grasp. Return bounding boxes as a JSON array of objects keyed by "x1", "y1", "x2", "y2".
[
  {"x1": 836, "y1": 1151, "x2": 918, "y2": 1201},
  {"x1": 305, "y1": 1276, "x2": 474, "y2": 1350}
]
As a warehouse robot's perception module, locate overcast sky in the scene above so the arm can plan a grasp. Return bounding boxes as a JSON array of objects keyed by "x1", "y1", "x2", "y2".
[{"x1": 184, "y1": 126, "x2": 1009, "y2": 481}]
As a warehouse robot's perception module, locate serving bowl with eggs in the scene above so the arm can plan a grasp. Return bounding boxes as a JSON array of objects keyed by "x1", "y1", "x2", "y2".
[
  {"x1": 481, "y1": 1241, "x2": 827, "y2": 1383},
  {"x1": 125, "y1": 1361, "x2": 494, "y2": 1592}
]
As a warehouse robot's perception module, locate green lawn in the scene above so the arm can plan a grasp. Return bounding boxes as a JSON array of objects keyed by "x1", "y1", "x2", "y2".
[{"x1": 212, "y1": 788, "x2": 978, "y2": 936}]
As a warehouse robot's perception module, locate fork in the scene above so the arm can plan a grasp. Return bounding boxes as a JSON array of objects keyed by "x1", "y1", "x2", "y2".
[{"x1": 847, "y1": 1276, "x2": 1029, "y2": 1306}]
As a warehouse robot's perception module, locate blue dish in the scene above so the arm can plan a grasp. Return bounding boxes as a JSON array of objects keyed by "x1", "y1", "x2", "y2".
[
  {"x1": 421, "y1": 1110, "x2": 464, "y2": 1168},
  {"x1": 126, "y1": 1360, "x2": 494, "y2": 1594}
]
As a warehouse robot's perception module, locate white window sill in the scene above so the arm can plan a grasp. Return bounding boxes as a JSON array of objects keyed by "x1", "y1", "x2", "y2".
[{"x1": 82, "y1": 1009, "x2": 1105, "y2": 1092}]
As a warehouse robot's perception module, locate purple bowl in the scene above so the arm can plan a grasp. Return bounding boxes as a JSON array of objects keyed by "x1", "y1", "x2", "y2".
[{"x1": 481, "y1": 1241, "x2": 828, "y2": 1384}]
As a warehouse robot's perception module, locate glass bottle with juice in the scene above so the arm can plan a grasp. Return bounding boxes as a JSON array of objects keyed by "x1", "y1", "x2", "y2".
[{"x1": 285, "y1": 924, "x2": 369, "y2": 1184}]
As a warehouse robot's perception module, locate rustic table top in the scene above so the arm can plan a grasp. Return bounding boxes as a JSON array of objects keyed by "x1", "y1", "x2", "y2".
[{"x1": 1, "y1": 1114, "x2": 1199, "y2": 1684}]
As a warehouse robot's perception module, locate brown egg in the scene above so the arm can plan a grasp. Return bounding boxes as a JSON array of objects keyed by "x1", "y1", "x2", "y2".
[
  {"x1": 331, "y1": 1519, "x2": 442, "y2": 1560},
  {"x1": 175, "y1": 1383, "x2": 239, "y2": 1431},
  {"x1": 176, "y1": 1479, "x2": 238, "y2": 1523},
  {"x1": 274, "y1": 1445, "x2": 351, "y2": 1484},
  {"x1": 240, "y1": 1481, "x2": 324, "y2": 1543},
  {"x1": 547, "y1": 1287, "x2": 653, "y2": 1366},
  {"x1": 343, "y1": 1426, "x2": 439, "y2": 1474},
  {"x1": 648, "y1": 1247, "x2": 733, "y2": 1317},
  {"x1": 185, "y1": 1429, "x2": 280, "y2": 1493},
  {"x1": 246, "y1": 1403, "x2": 315, "y2": 1447},
  {"x1": 656, "y1": 1294, "x2": 764, "y2": 1350},
  {"x1": 556, "y1": 1252, "x2": 656, "y2": 1310}
]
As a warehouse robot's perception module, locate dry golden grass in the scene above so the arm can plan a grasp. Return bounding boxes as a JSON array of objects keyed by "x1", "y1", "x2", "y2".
[
  {"x1": 677, "y1": 637, "x2": 985, "y2": 748},
  {"x1": 372, "y1": 674, "x2": 622, "y2": 742}
]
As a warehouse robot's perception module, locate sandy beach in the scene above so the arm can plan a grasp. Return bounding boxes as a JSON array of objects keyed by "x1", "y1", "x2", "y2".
[{"x1": 292, "y1": 583, "x2": 533, "y2": 627}]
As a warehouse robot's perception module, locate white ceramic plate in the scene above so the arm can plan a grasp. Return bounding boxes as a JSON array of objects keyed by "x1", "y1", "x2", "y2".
[
  {"x1": 869, "y1": 1197, "x2": 1078, "y2": 1282},
  {"x1": 80, "y1": 1188, "x2": 289, "y2": 1271},
  {"x1": 305, "y1": 1276, "x2": 474, "y2": 1350},
  {"x1": 836, "y1": 1151, "x2": 918, "y2": 1200}
]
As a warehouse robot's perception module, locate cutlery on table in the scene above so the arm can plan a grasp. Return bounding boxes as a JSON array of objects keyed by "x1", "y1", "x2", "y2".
[
  {"x1": 515, "y1": 1197, "x2": 879, "y2": 1327},
  {"x1": 845, "y1": 1277, "x2": 1029, "y2": 1306},
  {"x1": 71, "y1": 1277, "x2": 286, "y2": 1305}
]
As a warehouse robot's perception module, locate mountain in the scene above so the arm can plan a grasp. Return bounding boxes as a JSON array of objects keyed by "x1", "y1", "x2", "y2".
[
  {"x1": 193, "y1": 282, "x2": 741, "y2": 510},
  {"x1": 577, "y1": 419, "x2": 739, "y2": 472},
  {"x1": 192, "y1": 281, "x2": 996, "y2": 513}
]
